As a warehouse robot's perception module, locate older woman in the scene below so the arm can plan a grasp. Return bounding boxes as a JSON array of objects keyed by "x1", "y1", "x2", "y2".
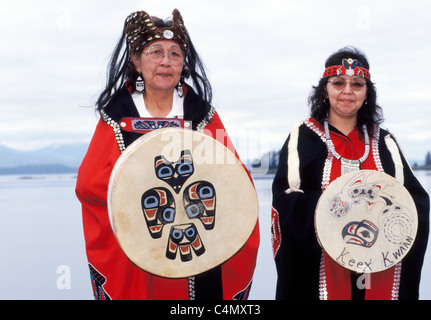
[
  {"x1": 271, "y1": 47, "x2": 429, "y2": 300},
  {"x1": 76, "y1": 9, "x2": 259, "y2": 300}
]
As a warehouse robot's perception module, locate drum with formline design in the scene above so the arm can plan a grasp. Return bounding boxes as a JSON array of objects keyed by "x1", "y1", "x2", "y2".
[
  {"x1": 315, "y1": 170, "x2": 418, "y2": 273},
  {"x1": 108, "y1": 128, "x2": 258, "y2": 278}
]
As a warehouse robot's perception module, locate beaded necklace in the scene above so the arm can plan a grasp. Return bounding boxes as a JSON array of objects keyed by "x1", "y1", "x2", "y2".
[{"x1": 324, "y1": 119, "x2": 370, "y2": 174}]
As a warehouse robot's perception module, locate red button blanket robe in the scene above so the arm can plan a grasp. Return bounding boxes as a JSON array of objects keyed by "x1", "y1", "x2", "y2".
[
  {"x1": 76, "y1": 84, "x2": 260, "y2": 300},
  {"x1": 271, "y1": 117, "x2": 429, "y2": 300}
]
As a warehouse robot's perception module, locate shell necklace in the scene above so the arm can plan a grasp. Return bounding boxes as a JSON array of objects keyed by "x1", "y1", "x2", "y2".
[{"x1": 324, "y1": 119, "x2": 370, "y2": 175}]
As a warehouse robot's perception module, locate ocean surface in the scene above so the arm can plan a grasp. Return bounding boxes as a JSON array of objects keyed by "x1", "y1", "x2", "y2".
[{"x1": 0, "y1": 170, "x2": 430, "y2": 300}]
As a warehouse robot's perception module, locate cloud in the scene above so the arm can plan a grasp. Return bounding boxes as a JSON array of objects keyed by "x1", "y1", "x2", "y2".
[{"x1": 1, "y1": 0, "x2": 430, "y2": 160}]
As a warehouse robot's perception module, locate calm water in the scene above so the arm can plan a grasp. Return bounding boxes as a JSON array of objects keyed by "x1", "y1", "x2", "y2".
[{"x1": 0, "y1": 171, "x2": 430, "y2": 300}]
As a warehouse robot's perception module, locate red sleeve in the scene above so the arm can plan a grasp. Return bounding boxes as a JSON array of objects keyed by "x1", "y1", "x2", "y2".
[{"x1": 76, "y1": 120, "x2": 120, "y2": 207}]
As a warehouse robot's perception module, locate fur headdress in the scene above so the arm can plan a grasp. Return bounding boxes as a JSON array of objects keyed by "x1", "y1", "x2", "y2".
[{"x1": 124, "y1": 9, "x2": 189, "y2": 54}]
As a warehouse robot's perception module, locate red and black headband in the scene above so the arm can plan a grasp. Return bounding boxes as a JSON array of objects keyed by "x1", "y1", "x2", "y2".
[{"x1": 323, "y1": 58, "x2": 371, "y2": 79}]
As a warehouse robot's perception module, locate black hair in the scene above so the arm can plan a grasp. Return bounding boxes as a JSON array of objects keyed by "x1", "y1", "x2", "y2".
[
  {"x1": 95, "y1": 16, "x2": 212, "y2": 119},
  {"x1": 308, "y1": 46, "x2": 384, "y2": 136}
]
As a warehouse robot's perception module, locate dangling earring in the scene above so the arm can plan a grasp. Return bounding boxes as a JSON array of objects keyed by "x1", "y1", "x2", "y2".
[
  {"x1": 177, "y1": 82, "x2": 184, "y2": 98},
  {"x1": 136, "y1": 73, "x2": 145, "y2": 93}
]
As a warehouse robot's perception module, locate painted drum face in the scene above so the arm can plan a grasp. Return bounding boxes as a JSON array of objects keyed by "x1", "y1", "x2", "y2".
[
  {"x1": 315, "y1": 170, "x2": 418, "y2": 273},
  {"x1": 155, "y1": 150, "x2": 194, "y2": 194},
  {"x1": 108, "y1": 128, "x2": 258, "y2": 278},
  {"x1": 183, "y1": 181, "x2": 216, "y2": 230},
  {"x1": 166, "y1": 224, "x2": 205, "y2": 262},
  {"x1": 141, "y1": 187, "x2": 175, "y2": 239},
  {"x1": 341, "y1": 219, "x2": 379, "y2": 248}
]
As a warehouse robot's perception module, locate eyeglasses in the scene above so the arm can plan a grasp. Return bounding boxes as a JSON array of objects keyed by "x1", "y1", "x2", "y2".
[
  {"x1": 327, "y1": 77, "x2": 367, "y2": 91},
  {"x1": 144, "y1": 46, "x2": 184, "y2": 65}
]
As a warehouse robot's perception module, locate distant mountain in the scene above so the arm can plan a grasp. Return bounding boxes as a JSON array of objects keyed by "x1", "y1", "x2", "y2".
[
  {"x1": 0, "y1": 164, "x2": 78, "y2": 175},
  {"x1": 0, "y1": 143, "x2": 89, "y2": 174},
  {"x1": 1, "y1": 142, "x2": 426, "y2": 176}
]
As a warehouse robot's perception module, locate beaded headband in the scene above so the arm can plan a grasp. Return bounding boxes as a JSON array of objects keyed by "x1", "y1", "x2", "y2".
[
  {"x1": 124, "y1": 9, "x2": 189, "y2": 54},
  {"x1": 323, "y1": 58, "x2": 371, "y2": 79}
]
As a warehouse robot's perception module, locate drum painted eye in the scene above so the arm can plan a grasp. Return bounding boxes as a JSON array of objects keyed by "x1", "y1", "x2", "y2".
[
  {"x1": 358, "y1": 226, "x2": 375, "y2": 241},
  {"x1": 143, "y1": 195, "x2": 159, "y2": 208},
  {"x1": 366, "y1": 189, "x2": 376, "y2": 198},
  {"x1": 177, "y1": 163, "x2": 193, "y2": 175},
  {"x1": 158, "y1": 166, "x2": 174, "y2": 178},
  {"x1": 162, "y1": 208, "x2": 175, "y2": 223},
  {"x1": 185, "y1": 226, "x2": 195, "y2": 238},
  {"x1": 186, "y1": 204, "x2": 200, "y2": 218},
  {"x1": 172, "y1": 229, "x2": 183, "y2": 240},
  {"x1": 350, "y1": 188, "x2": 360, "y2": 197},
  {"x1": 360, "y1": 230, "x2": 370, "y2": 238},
  {"x1": 199, "y1": 186, "x2": 214, "y2": 199}
]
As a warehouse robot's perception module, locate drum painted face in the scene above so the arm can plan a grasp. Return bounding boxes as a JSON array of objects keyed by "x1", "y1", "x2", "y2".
[
  {"x1": 166, "y1": 224, "x2": 205, "y2": 262},
  {"x1": 155, "y1": 150, "x2": 194, "y2": 194},
  {"x1": 183, "y1": 181, "x2": 216, "y2": 230},
  {"x1": 141, "y1": 187, "x2": 175, "y2": 239},
  {"x1": 141, "y1": 149, "x2": 217, "y2": 262},
  {"x1": 316, "y1": 170, "x2": 418, "y2": 273},
  {"x1": 109, "y1": 128, "x2": 259, "y2": 278},
  {"x1": 342, "y1": 219, "x2": 379, "y2": 248}
]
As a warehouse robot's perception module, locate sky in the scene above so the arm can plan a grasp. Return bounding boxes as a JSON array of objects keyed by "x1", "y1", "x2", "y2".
[{"x1": 1, "y1": 0, "x2": 431, "y2": 164}]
